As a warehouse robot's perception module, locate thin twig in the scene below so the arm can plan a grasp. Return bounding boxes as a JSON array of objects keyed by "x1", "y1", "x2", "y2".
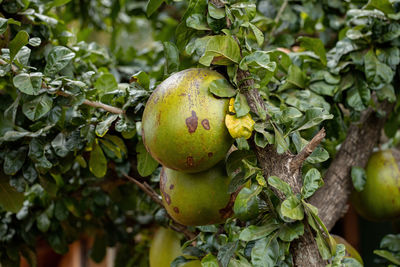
[
  {"x1": 123, "y1": 173, "x2": 197, "y2": 240},
  {"x1": 290, "y1": 128, "x2": 326, "y2": 170},
  {"x1": 269, "y1": 0, "x2": 289, "y2": 37},
  {"x1": 123, "y1": 173, "x2": 163, "y2": 206},
  {"x1": 56, "y1": 91, "x2": 125, "y2": 114}
]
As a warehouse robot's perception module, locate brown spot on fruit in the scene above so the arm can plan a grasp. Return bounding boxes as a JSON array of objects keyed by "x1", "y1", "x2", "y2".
[
  {"x1": 185, "y1": 110, "x2": 198, "y2": 133},
  {"x1": 187, "y1": 156, "x2": 194, "y2": 167},
  {"x1": 170, "y1": 184, "x2": 174, "y2": 190},
  {"x1": 208, "y1": 152, "x2": 213, "y2": 157},
  {"x1": 173, "y1": 207, "x2": 179, "y2": 213},
  {"x1": 160, "y1": 169, "x2": 171, "y2": 205},
  {"x1": 201, "y1": 119, "x2": 210, "y2": 130}
]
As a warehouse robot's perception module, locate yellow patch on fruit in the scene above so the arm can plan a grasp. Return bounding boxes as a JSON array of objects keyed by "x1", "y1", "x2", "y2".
[{"x1": 225, "y1": 98, "x2": 255, "y2": 139}]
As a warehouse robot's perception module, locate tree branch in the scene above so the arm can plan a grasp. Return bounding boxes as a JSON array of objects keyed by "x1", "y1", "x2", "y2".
[
  {"x1": 55, "y1": 91, "x2": 125, "y2": 114},
  {"x1": 290, "y1": 128, "x2": 326, "y2": 170},
  {"x1": 122, "y1": 173, "x2": 197, "y2": 240},
  {"x1": 310, "y1": 100, "x2": 394, "y2": 230}
]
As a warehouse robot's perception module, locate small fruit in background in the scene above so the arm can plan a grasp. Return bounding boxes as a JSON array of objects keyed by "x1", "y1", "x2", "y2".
[{"x1": 351, "y1": 149, "x2": 400, "y2": 221}]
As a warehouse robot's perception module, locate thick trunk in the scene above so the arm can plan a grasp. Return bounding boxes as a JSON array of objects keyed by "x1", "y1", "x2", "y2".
[
  {"x1": 310, "y1": 101, "x2": 394, "y2": 230},
  {"x1": 239, "y1": 70, "x2": 326, "y2": 266}
]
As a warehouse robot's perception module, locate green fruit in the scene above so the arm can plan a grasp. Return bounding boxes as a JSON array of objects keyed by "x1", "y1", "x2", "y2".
[
  {"x1": 149, "y1": 227, "x2": 202, "y2": 267},
  {"x1": 160, "y1": 163, "x2": 234, "y2": 226},
  {"x1": 142, "y1": 68, "x2": 233, "y2": 173},
  {"x1": 332, "y1": 235, "x2": 363, "y2": 265},
  {"x1": 351, "y1": 149, "x2": 400, "y2": 221}
]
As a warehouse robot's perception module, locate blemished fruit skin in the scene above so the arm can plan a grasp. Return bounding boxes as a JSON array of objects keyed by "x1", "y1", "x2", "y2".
[
  {"x1": 332, "y1": 235, "x2": 363, "y2": 265},
  {"x1": 149, "y1": 227, "x2": 201, "y2": 267},
  {"x1": 351, "y1": 149, "x2": 400, "y2": 221},
  {"x1": 160, "y1": 163, "x2": 234, "y2": 226},
  {"x1": 142, "y1": 68, "x2": 233, "y2": 173}
]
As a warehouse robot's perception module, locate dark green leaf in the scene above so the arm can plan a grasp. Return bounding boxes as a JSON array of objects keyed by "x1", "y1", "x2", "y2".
[
  {"x1": 22, "y1": 94, "x2": 53, "y2": 121},
  {"x1": 251, "y1": 236, "x2": 280, "y2": 267},
  {"x1": 201, "y1": 253, "x2": 219, "y2": 267},
  {"x1": 301, "y1": 168, "x2": 323, "y2": 199},
  {"x1": 209, "y1": 79, "x2": 236, "y2": 97},
  {"x1": 90, "y1": 234, "x2": 107, "y2": 263},
  {"x1": 380, "y1": 234, "x2": 400, "y2": 251},
  {"x1": 95, "y1": 114, "x2": 119, "y2": 137},
  {"x1": 146, "y1": 0, "x2": 164, "y2": 16},
  {"x1": 36, "y1": 213, "x2": 50, "y2": 232},
  {"x1": 0, "y1": 174, "x2": 24, "y2": 213},
  {"x1": 280, "y1": 195, "x2": 304, "y2": 221},
  {"x1": 95, "y1": 73, "x2": 118, "y2": 94},
  {"x1": 234, "y1": 93, "x2": 250, "y2": 117},
  {"x1": 364, "y1": 49, "x2": 393, "y2": 90},
  {"x1": 199, "y1": 35, "x2": 241, "y2": 66},
  {"x1": 44, "y1": 46, "x2": 75, "y2": 76},
  {"x1": 163, "y1": 42, "x2": 180, "y2": 75},
  {"x1": 298, "y1": 37, "x2": 327, "y2": 65},
  {"x1": 239, "y1": 221, "x2": 280, "y2": 242},
  {"x1": 9, "y1": 30, "x2": 29, "y2": 61},
  {"x1": 89, "y1": 140, "x2": 108, "y2": 178},
  {"x1": 374, "y1": 250, "x2": 400, "y2": 265},
  {"x1": 136, "y1": 140, "x2": 159, "y2": 177},
  {"x1": 268, "y1": 176, "x2": 292, "y2": 197},
  {"x1": 217, "y1": 241, "x2": 238, "y2": 267},
  {"x1": 278, "y1": 221, "x2": 304, "y2": 242},
  {"x1": 3, "y1": 147, "x2": 27, "y2": 175},
  {"x1": 233, "y1": 186, "x2": 260, "y2": 221}
]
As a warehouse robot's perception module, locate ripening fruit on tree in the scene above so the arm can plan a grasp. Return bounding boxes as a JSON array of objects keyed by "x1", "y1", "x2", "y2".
[
  {"x1": 142, "y1": 68, "x2": 233, "y2": 173},
  {"x1": 351, "y1": 149, "x2": 400, "y2": 221},
  {"x1": 149, "y1": 227, "x2": 201, "y2": 267},
  {"x1": 160, "y1": 163, "x2": 234, "y2": 226}
]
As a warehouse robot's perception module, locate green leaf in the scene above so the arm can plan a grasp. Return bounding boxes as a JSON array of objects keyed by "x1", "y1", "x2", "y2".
[
  {"x1": 280, "y1": 195, "x2": 304, "y2": 221},
  {"x1": 36, "y1": 213, "x2": 51, "y2": 232},
  {"x1": 95, "y1": 73, "x2": 118, "y2": 94},
  {"x1": 163, "y1": 42, "x2": 180, "y2": 75},
  {"x1": 0, "y1": 18, "x2": 8, "y2": 34},
  {"x1": 268, "y1": 176, "x2": 292, "y2": 197},
  {"x1": 131, "y1": 71, "x2": 150, "y2": 90},
  {"x1": 22, "y1": 94, "x2": 53, "y2": 121},
  {"x1": 374, "y1": 250, "x2": 400, "y2": 265},
  {"x1": 331, "y1": 244, "x2": 346, "y2": 266},
  {"x1": 209, "y1": 79, "x2": 236, "y2": 98},
  {"x1": 351, "y1": 166, "x2": 366, "y2": 192},
  {"x1": 199, "y1": 35, "x2": 241, "y2": 66},
  {"x1": 278, "y1": 221, "x2": 304, "y2": 242},
  {"x1": 380, "y1": 234, "x2": 400, "y2": 251},
  {"x1": 201, "y1": 253, "x2": 219, "y2": 267},
  {"x1": 295, "y1": 108, "x2": 333, "y2": 131},
  {"x1": 364, "y1": 0, "x2": 394, "y2": 15},
  {"x1": 90, "y1": 234, "x2": 107, "y2": 263},
  {"x1": 273, "y1": 125, "x2": 289, "y2": 154},
  {"x1": 217, "y1": 241, "x2": 238, "y2": 267},
  {"x1": 301, "y1": 168, "x2": 324, "y2": 199},
  {"x1": 95, "y1": 114, "x2": 119, "y2": 137},
  {"x1": 46, "y1": 0, "x2": 72, "y2": 8},
  {"x1": 44, "y1": 46, "x2": 75, "y2": 76},
  {"x1": 251, "y1": 236, "x2": 280, "y2": 267},
  {"x1": 146, "y1": 0, "x2": 164, "y2": 16},
  {"x1": 51, "y1": 133, "x2": 69, "y2": 157},
  {"x1": 9, "y1": 30, "x2": 29, "y2": 61},
  {"x1": 208, "y1": 3, "x2": 225, "y2": 19},
  {"x1": 315, "y1": 232, "x2": 332, "y2": 260},
  {"x1": 3, "y1": 147, "x2": 27, "y2": 175},
  {"x1": 187, "y1": 14, "x2": 210, "y2": 30},
  {"x1": 239, "y1": 51, "x2": 276, "y2": 72},
  {"x1": 234, "y1": 93, "x2": 250, "y2": 117},
  {"x1": 364, "y1": 49, "x2": 393, "y2": 90},
  {"x1": 239, "y1": 221, "x2": 280, "y2": 241},
  {"x1": 13, "y1": 72, "x2": 43, "y2": 95},
  {"x1": 233, "y1": 186, "x2": 260, "y2": 221},
  {"x1": 136, "y1": 140, "x2": 159, "y2": 177},
  {"x1": 283, "y1": 64, "x2": 307, "y2": 89},
  {"x1": 28, "y1": 37, "x2": 41, "y2": 47},
  {"x1": 249, "y1": 23, "x2": 264, "y2": 47},
  {"x1": 89, "y1": 140, "x2": 108, "y2": 178},
  {"x1": 298, "y1": 37, "x2": 327, "y2": 65},
  {"x1": 0, "y1": 174, "x2": 24, "y2": 213}
]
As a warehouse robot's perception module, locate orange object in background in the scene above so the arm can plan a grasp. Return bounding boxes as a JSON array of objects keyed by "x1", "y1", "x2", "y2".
[{"x1": 20, "y1": 239, "x2": 115, "y2": 267}]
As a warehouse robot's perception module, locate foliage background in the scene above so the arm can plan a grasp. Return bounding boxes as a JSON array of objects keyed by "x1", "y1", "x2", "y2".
[{"x1": 1, "y1": 0, "x2": 400, "y2": 266}]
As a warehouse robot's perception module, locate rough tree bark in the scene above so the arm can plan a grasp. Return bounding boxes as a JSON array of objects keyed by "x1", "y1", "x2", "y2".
[
  {"x1": 238, "y1": 69, "x2": 327, "y2": 266},
  {"x1": 310, "y1": 101, "x2": 394, "y2": 230}
]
